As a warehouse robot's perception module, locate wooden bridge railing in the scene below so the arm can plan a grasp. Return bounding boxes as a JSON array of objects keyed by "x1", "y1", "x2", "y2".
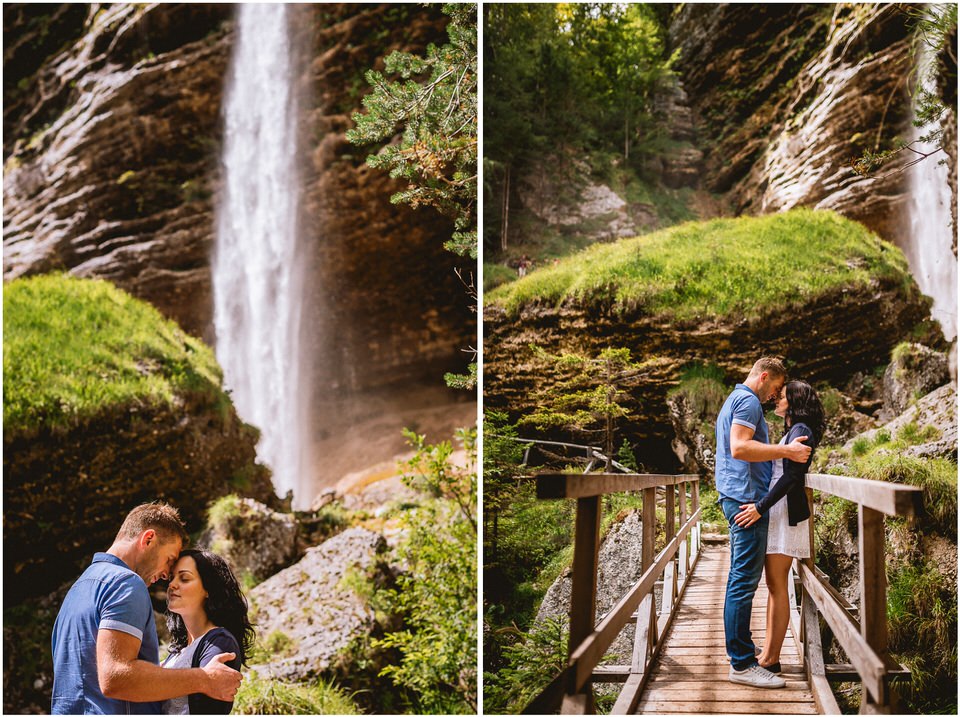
[
  {"x1": 521, "y1": 471, "x2": 923, "y2": 716},
  {"x1": 791, "y1": 474, "x2": 922, "y2": 715},
  {"x1": 522, "y1": 472, "x2": 702, "y2": 715}
]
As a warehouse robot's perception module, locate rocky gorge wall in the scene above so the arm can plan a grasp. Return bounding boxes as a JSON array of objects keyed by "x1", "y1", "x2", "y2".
[{"x1": 3, "y1": 4, "x2": 476, "y2": 491}]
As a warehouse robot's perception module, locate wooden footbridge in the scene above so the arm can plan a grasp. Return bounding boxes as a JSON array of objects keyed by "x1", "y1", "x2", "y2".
[{"x1": 522, "y1": 472, "x2": 921, "y2": 715}]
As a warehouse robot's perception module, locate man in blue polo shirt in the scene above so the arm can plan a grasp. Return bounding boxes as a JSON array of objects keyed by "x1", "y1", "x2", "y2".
[
  {"x1": 715, "y1": 358, "x2": 811, "y2": 689},
  {"x1": 51, "y1": 502, "x2": 242, "y2": 714}
]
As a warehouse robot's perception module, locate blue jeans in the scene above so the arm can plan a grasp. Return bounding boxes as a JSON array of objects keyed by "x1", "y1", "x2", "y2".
[{"x1": 720, "y1": 497, "x2": 768, "y2": 670}]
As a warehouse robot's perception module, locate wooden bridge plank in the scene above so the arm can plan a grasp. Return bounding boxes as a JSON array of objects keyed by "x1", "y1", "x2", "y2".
[
  {"x1": 635, "y1": 700, "x2": 819, "y2": 714},
  {"x1": 632, "y1": 542, "x2": 819, "y2": 715}
]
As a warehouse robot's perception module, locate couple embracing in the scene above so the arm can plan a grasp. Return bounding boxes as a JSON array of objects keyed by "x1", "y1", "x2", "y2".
[
  {"x1": 51, "y1": 502, "x2": 254, "y2": 714},
  {"x1": 715, "y1": 357, "x2": 825, "y2": 689}
]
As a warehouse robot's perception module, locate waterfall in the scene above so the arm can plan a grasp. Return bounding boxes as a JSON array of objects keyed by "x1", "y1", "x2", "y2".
[
  {"x1": 213, "y1": 4, "x2": 311, "y2": 507},
  {"x1": 905, "y1": 41, "x2": 957, "y2": 341}
]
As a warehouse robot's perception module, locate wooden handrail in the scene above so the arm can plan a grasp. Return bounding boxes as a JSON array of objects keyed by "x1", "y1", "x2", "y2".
[
  {"x1": 536, "y1": 472, "x2": 700, "y2": 499},
  {"x1": 523, "y1": 472, "x2": 702, "y2": 714},
  {"x1": 806, "y1": 473, "x2": 922, "y2": 517},
  {"x1": 798, "y1": 473, "x2": 923, "y2": 714},
  {"x1": 567, "y1": 505, "x2": 701, "y2": 693}
]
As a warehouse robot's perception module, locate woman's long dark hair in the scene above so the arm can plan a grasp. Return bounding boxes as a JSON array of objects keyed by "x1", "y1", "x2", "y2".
[
  {"x1": 785, "y1": 380, "x2": 825, "y2": 444},
  {"x1": 165, "y1": 549, "x2": 255, "y2": 666}
]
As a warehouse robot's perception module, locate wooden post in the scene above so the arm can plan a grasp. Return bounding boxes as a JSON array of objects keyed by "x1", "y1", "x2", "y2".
[
  {"x1": 801, "y1": 487, "x2": 815, "y2": 646},
  {"x1": 641, "y1": 486, "x2": 656, "y2": 572},
  {"x1": 691, "y1": 480, "x2": 701, "y2": 557},
  {"x1": 663, "y1": 486, "x2": 677, "y2": 608},
  {"x1": 566, "y1": 496, "x2": 601, "y2": 713},
  {"x1": 678, "y1": 482, "x2": 689, "y2": 585},
  {"x1": 858, "y1": 505, "x2": 891, "y2": 714}
]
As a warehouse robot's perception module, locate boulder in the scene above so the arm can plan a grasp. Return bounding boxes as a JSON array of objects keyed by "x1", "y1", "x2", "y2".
[
  {"x1": 821, "y1": 390, "x2": 877, "y2": 447},
  {"x1": 844, "y1": 383, "x2": 957, "y2": 460},
  {"x1": 667, "y1": 391, "x2": 716, "y2": 476},
  {"x1": 198, "y1": 497, "x2": 300, "y2": 583},
  {"x1": 247, "y1": 527, "x2": 392, "y2": 681},
  {"x1": 518, "y1": 160, "x2": 637, "y2": 241},
  {"x1": 535, "y1": 512, "x2": 648, "y2": 662},
  {"x1": 880, "y1": 343, "x2": 950, "y2": 420}
]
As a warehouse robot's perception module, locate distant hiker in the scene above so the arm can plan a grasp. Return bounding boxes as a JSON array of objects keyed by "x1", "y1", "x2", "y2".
[
  {"x1": 51, "y1": 503, "x2": 242, "y2": 714},
  {"x1": 713, "y1": 358, "x2": 811, "y2": 689},
  {"x1": 162, "y1": 549, "x2": 255, "y2": 714},
  {"x1": 518, "y1": 254, "x2": 532, "y2": 277}
]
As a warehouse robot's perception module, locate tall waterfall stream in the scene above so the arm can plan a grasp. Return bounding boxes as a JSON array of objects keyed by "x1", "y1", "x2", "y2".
[
  {"x1": 213, "y1": 4, "x2": 311, "y2": 508},
  {"x1": 905, "y1": 43, "x2": 957, "y2": 341}
]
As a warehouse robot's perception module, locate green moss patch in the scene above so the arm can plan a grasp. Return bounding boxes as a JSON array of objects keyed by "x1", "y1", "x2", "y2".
[
  {"x1": 487, "y1": 208, "x2": 911, "y2": 319},
  {"x1": 4, "y1": 274, "x2": 223, "y2": 435}
]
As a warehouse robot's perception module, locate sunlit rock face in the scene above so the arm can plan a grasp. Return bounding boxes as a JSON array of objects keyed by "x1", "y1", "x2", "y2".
[
  {"x1": 3, "y1": 4, "x2": 476, "y2": 495},
  {"x1": 670, "y1": 3, "x2": 915, "y2": 242}
]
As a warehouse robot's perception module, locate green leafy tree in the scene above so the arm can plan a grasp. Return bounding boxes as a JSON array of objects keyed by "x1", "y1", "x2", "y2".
[
  {"x1": 347, "y1": 3, "x2": 477, "y2": 258},
  {"x1": 482, "y1": 411, "x2": 526, "y2": 565},
  {"x1": 347, "y1": 4, "x2": 477, "y2": 389},
  {"x1": 521, "y1": 345, "x2": 647, "y2": 469}
]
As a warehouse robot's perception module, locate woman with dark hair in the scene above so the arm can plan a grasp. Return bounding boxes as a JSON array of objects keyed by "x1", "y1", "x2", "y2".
[
  {"x1": 162, "y1": 549, "x2": 255, "y2": 714},
  {"x1": 733, "y1": 380, "x2": 825, "y2": 676}
]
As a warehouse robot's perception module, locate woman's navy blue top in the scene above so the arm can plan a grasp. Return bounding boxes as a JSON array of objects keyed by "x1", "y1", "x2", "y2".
[{"x1": 755, "y1": 422, "x2": 817, "y2": 526}]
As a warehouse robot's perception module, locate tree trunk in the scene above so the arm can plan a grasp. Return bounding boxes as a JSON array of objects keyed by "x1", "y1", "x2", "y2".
[
  {"x1": 624, "y1": 113, "x2": 629, "y2": 160},
  {"x1": 500, "y1": 165, "x2": 510, "y2": 252}
]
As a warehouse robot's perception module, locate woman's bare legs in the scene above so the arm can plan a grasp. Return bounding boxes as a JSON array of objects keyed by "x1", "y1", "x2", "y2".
[{"x1": 758, "y1": 553, "x2": 794, "y2": 667}]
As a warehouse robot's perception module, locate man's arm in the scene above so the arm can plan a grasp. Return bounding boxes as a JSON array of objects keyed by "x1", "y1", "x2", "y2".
[
  {"x1": 730, "y1": 424, "x2": 811, "y2": 462},
  {"x1": 97, "y1": 629, "x2": 241, "y2": 703}
]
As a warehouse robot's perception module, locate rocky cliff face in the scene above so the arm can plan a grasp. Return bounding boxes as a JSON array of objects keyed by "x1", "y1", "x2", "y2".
[
  {"x1": 3, "y1": 4, "x2": 475, "y2": 490},
  {"x1": 484, "y1": 277, "x2": 932, "y2": 470},
  {"x1": 4, "y1": 399, "x2": 275, "y2": 603},
  {"x1": 670, "y1": 3, "x2": 916, "y2": 242}
]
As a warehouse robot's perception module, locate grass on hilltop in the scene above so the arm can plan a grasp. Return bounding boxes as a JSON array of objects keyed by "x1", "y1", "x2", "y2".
[
  {"x1": 487, "y1": 208, "x2": 913, "y2": 320},
  {"x1": 3, "y1": 273, "x2": 225, "y2": 435}
]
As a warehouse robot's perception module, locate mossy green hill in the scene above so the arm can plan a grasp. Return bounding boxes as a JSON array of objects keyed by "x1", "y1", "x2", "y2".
[
  {"x1": 4, "y1": 273, "x2": 224, "y2": 435},
  {"x1": 4, "y1": 274, "x2": 275, "y2": 603},
  {"x1": 487, "y1": 208, "x2": 912, "y2": 319}
]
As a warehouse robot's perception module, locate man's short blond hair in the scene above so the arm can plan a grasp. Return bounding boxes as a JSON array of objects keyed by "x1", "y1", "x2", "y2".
[
  {"x1": 116, "y1": 502, "x2": 189, "y2": 545},
  {"x1": 748, "y1": 357, "x2": 787, "y2": 379}
]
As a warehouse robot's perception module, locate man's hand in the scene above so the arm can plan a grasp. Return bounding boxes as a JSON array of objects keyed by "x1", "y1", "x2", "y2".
[
  {"x1": 783, "y1": 435, "x2": 811, "y2": 463},
  {"x1": 201, "y1": 653, "x2": 242, "y2": 701},
  {"x1": 734, "y1": 503, "x2": 761, "y2": 527}
]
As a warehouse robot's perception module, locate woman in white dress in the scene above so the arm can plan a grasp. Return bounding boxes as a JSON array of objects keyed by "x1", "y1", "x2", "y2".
[{"x1": 733, "y1": 380, "x2": 824, "y2": 675}]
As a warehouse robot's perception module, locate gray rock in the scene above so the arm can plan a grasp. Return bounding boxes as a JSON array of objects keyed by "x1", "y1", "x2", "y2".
[
  {"x1": 248, "y1": 527, "x2": 389, "y2": 681},
  {"x1": 667, "y1": 391, "x2": 716, "y2": 476},
  {"x1": 535, "y1": 512, "x2": 650, "y2": 662},
  {"x1": 880, "y1": 344, "x2": 949, "y2": 420},
  {"x1": 844, "y1": 382, "x2": 956, "y2": 459},
  {"x1": 198, "y1": 497, "x2": 299, "y2": 583}
]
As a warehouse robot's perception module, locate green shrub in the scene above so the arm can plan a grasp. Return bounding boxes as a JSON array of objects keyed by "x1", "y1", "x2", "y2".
[
  {"x1": 370, "y1": 428, "x2": 477, "y2": 714},
  {"x1": 4, "y1": 274, "x2": 223, "y2": 434},
  {"x1": 851, "y1": 453, "x2": 957, "y2": 532},
  {"x1": 233, "y1": 672, "x2": 359, "y2": 715},
  {"x1": 483, "y1": 617, "x2": 568, "y2": 714},
  {"x1": 851, "y1": 436, "x2": 871, "y2": 456},
  {"x1": 887, "y1": 560, "x2": 958, "y2": 714},
  {"x1": 484, "y1": 262, "x2": 518, "y2": 292}
]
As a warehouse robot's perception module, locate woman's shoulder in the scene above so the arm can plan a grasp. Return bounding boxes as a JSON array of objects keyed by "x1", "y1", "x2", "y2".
[{"x1": 203, "y1": 626, "x2": 240, "y2": 651}]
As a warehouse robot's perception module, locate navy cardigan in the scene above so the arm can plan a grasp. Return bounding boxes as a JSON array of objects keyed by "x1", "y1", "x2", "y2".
[
  {"x1": 755, "y1": 422, "x2": 816, "y2": 526},
  {"x1": 187, "y1": 627, "x2": 242, "y2": 715}
]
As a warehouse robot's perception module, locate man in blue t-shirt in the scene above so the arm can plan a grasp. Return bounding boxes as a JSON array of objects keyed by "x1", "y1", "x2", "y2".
[
  {"x1": 51, "y1": 502, "x2": 243, "y2": 714},
  {"x1": 714, "y1": 358, "x2": 811, "y2": 690}
]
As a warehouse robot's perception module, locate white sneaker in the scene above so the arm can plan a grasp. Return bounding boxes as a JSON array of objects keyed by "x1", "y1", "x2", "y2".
[{"x1": 729, "y1": 664, "x2": 786, "y2": 689}]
